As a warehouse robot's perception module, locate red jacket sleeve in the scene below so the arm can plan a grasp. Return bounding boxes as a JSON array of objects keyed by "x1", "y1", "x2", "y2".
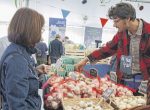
[{"x1": 87, "y1": 32, "x2": 121, "y2": 63}]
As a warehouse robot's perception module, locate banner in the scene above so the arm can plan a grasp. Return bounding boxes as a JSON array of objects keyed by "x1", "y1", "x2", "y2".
[
  {"x1": 84, "y1": 26, "x2": 102, "y2": 48},
  {"x1": 100, "y1": 18, "x2": 108, "y2": 28},
  {"x1": 61, "y1": 9, "x2": 70, "y2": 18},
  {"x1": 49, "y1": 18, "x2": 66, "y2": 42}
]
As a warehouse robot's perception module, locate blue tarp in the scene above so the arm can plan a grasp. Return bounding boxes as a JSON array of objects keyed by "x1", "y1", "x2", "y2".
[{"x1": 83, "y1": 64, "x2": 111, "y2": 78}]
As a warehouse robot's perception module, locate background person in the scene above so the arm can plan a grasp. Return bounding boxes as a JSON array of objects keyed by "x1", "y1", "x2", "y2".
[
  {"x1": 63, "y1": 36, "x2": 74, "y2": 44},
  {"x1": 49, "y1": 34, "x2": 64, "y2": 64},
  {"x1": 0, "y1": 36, "x2": 10, "y2": 59},
  {"x1": 0, "y1": 36, "x2": 10, "y2": 109},
  {"x1": 128, "y1": 78, "x2": 150, "y2": 110}
]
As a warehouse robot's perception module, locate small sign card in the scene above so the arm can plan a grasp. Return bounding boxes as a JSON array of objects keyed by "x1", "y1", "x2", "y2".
[
  {"x1": 110, "y1": 71, "x2": 117, "y2": 83},
  {"x1": 55, "y1": 58, "x2": 63, "y2": 70},
  {"x1": 138, "y1": 80, "x2": 148, "y2": 94},
  {"x1": 89, "y1": 68, "x2": 98, "y2": 77},
  {"x1": 102, "y1": 88, "x2": 114, "y2": 101}
]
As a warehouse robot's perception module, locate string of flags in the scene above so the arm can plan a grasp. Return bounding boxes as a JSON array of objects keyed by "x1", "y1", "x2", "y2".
[
  {"x1": 61, "y1": 9, "x2": 70, "y2": 19},
  {"x1": 16, "y1": 0, "x2": 109, "y2": 28},
  {"x1": 61, "y1": 9, "x2": 108, "y2": 28},
  {"x1": 100, "y1": 18, "x2": 108, "y2": 28}
]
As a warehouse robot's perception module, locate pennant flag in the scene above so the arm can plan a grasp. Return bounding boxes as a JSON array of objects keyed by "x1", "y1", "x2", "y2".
[
  {"x1": 61, "y1": 9, "x2": 70, "y2": 18},
  {"x1": 100, "y1": 18, "x2": 108, "y2": 28}
]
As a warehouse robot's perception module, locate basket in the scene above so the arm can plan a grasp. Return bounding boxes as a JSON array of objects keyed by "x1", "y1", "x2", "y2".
[{"x1": 62, "y1": 98, "x2": 114, "y2": 110}]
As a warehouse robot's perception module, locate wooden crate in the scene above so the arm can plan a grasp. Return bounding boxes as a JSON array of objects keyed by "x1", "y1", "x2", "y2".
[
  {"x1": 65, "y1": 50, "x2": 85, "y2": 57},
  {"x1": 97, "y1": 57, "x2": 112, "y2": 64},
  {"x1": 62, "y1": 98, "x2": 114, "y2": 110},
  {"x1": 110, "y1": 96, "x2": 146, "y2": 110}
]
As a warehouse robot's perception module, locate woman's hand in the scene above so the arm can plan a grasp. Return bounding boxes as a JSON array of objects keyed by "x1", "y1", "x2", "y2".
[
  {"x1": 36, "y1": 64, "x2": 51, "y2": 74},
  {"x1": 74, "y1": 57, "x2": 89, "y2": 72}
]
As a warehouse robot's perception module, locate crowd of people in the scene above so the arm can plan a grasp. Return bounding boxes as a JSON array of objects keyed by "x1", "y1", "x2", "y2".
[{"x1": 0, "y1": 2, "x2": 150, "y2": 110}]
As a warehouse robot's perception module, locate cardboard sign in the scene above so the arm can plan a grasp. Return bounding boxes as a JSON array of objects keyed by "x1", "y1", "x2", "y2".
[
  {"x1": 69, "y1": 72, "x2": 77, "y2": 80},
  {"x1": 120, "y1": 55, "x2": 132, "y2": 75},
  {"x1": 102, "y1": 88, "x2": 114, "y2": 101},
  {"x1": 138, "y1": 80, "x2": 148, "y2": 94},
  {"x1": 110, "y1": 71, "x2": 117, "y2": 83},
  {"x1": 55, "y1": 58, "x2": 63, "y2": 70},
  {"x1": 89, "y1": 68, "x2": 98, "y2": 77}
]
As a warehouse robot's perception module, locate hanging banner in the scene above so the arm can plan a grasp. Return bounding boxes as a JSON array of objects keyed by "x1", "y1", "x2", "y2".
[
  {"x1": 100, "y1": 18, "x2": 108, "y2": 28},
  {"x1": 84, "y1": 26, "x2": 102, "y2": 48},
  {"x1": 61, "y1": 9, "x2": 70, "y2": 19},
  {"x1": 49, "y1": 18, "x2": 66, "y2": 42}
]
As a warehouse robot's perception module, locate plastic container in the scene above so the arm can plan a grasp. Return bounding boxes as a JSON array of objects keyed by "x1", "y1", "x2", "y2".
[
  {"x1": 65, "y1": 64, "x2": 74, "y2": 75},
  {"x1": 57, "y1": 70, "x2": 66, "y2": 77},
  {"x1": 62, "y1": 58, "x2": 74, "y2": 64}
]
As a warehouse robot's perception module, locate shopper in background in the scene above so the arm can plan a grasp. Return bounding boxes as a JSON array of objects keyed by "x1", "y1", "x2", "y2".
[
  {"x1": 62, "y1": 36, "x2": 74, "y2": 55},
  {"x1": 75, "y1": 2, "x2": 150, "y2": 93},
  {"x1": 0, "y1": 36, "x2": 10, "y2": 110},
  {"x1": 63, "y1": 36, "x2": 74, "y2": 44},
  {"x1": 0, "y1": 36, "x2": 10, "y2": 59},
  {"x1": 35, "y1": 38, "x2": 48, "y2": 65},
  {"x1": 0, "y1": 8, "x2": 50, "y2": 110},
  {"x1": 49, "y1": 34, "x2": 64, "y2": 64}
]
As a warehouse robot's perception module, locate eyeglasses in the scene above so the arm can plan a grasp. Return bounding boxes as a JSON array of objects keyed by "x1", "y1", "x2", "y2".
[{"x1": 113, "y1": 18, "x2": 121, "y2": 23}]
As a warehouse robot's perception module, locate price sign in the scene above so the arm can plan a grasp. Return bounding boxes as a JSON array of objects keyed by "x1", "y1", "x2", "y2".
[
  {"x1": 138, "y1": 80, "x2": 148, "y2": 94},
  {"x1": 89, "y1": 68, "x2": 98, "y2": 77},
  {"x1": 110, "y1": 71, "x2": 117, "y2": 83},
  {"x1": 55, "y1": 58, "x2": 63, "y2": 70},
  {"x1": 120, "y1": 55, "x2": 132, "y2": 75},
  {"x1": 102, "y1": 88, "x2": 114, "y2": 101},
  {"x1": 69, "y1": 72, "x2": 77, "y2": 80}
]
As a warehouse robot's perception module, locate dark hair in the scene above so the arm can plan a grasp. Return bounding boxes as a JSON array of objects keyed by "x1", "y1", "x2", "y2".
[
  {"x1": 8, "y1": 7, "x2": 45, "y2": 47},
  {"x1": 55, "y1": 34, "x2": 61, "y2": 39},
  {"x1": 108, "y1": 2, "x2": 136, "y2": 20},
  {"x1": 65, "y1": 36, "x2": 69, "y2": 39}
]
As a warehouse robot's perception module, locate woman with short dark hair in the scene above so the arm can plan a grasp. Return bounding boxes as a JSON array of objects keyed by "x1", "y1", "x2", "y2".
[
  {"x1": 8, "y1": 7, "x2": 44, "y2": 47},
  {"x1": 0, "y1": 7, "x2": 49, "y2": 110}
]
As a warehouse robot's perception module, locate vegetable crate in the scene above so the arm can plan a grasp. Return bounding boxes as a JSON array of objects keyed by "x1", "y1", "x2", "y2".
[
  {"x1": 62, "y1": 98, "x2": 114, "y2": 110},
  {"x1": 110, "y1": 96, "x2": 146, "y2": 110}
]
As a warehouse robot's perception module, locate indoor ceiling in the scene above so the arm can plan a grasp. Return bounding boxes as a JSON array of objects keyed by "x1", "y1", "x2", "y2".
[{"x1": 1, "y1": 0, "x2": 150, "y2": 28}]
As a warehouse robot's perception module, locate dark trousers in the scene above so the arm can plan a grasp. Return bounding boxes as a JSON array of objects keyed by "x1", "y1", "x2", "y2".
[
  {"x1": 122, "y1": 73, "x2": 143, "y2": 90},
  {"x1": 50, "y1": 56, "x2": 60, "y2": 64}
]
